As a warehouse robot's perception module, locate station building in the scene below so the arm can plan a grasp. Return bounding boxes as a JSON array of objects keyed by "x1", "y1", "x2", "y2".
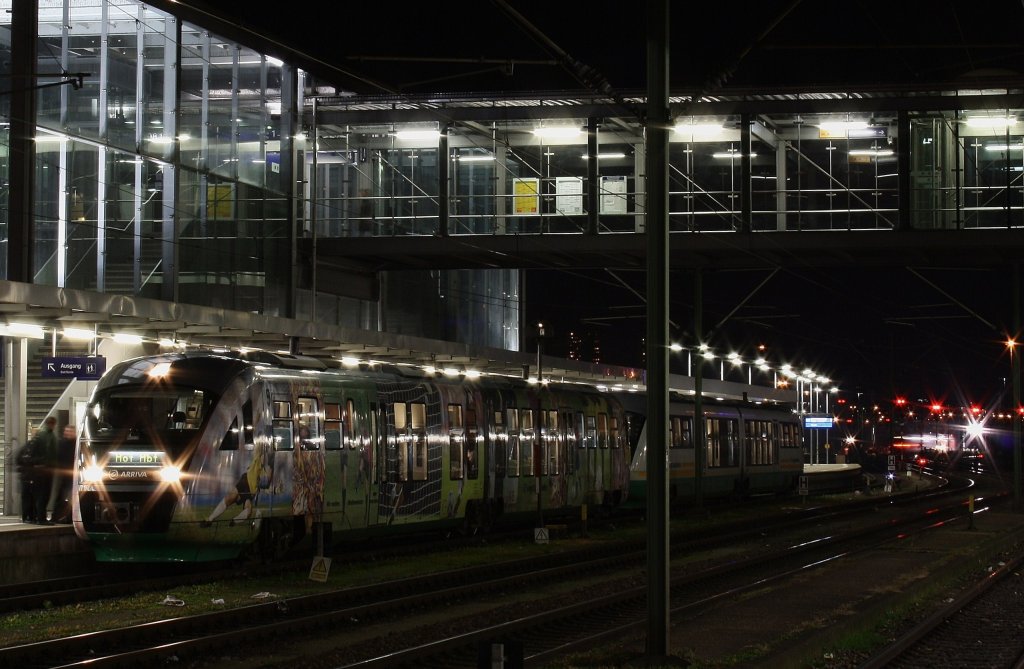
[{"x1": 0, "y1": 1, "x2": 1021, "y2": 512}]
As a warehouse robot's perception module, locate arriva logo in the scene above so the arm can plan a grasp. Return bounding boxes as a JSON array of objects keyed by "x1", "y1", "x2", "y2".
[{"x1": 105, "y1": 470, "x2": 151, "y2": 479}]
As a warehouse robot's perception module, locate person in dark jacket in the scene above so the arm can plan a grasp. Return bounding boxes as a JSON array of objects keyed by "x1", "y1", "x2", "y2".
[
  {"x1": 33, "y1": 416, "x2": 59, "y2": 524},
  {"x1": 51, "y1": 424, "x2": 77, "y2": 524},
  {"x1": 16, "y1": 437, "x2": 38, "y2": 523}
]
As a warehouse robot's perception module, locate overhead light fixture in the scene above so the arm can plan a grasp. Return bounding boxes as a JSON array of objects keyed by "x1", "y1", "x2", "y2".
[
  {"x1": 580, "y1": 152, "x2": 627, "y2": 159},
  {"x1": 112, "y1": 333, "x2": 143, "y2": 345},
  {"x1": 5, "y1": 322, "x2": 44, "y2": 338},
  {"x1": 395, "y1": 129, "x2": 440, "y2": 141},
  {"x1": 712, "y1": 152, "x2": 757, "y2": 159},
  {"x1": 62, "y1": 327, "x2": 96, "y2": 341},
  {"x1": 965, "y1": 116, "x2": 1018, "y2": 129},
  {"x1": 672, "y1": 123, "x2": 723, "y2": 136},
  {"x1": 532, "y1": 126, "x2": 582, "y2": 139},
  {"x1": 818, "y1": 121, "x2": 869, "y2": 132},
  {"x1": 849, "y1": 149, "x2": 895, "y2": 157},
  {"x1": 457, "y1": 154, "x2": 494, "y2": 162},
  {"x1": 985, "y1": 143, "x2": 1024, "y2": 151}
]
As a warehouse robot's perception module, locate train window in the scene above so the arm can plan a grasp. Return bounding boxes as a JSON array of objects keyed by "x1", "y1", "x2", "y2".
[
  {"x1": 296, "y1": 397, "x2": 320, "y2": 450},
  {"x1": 539, "y1": 410, "x2": 558, "y2": 476},
  {"x1": 520, "y1": 409, "x2": 534, "y2": 476},
  {"x1": 273, "y1": 400, "x2": 292, "y2": 451},
  {"x1": 561, "y1": 410, "x2": 575, "y2": 474},
  {"x1": 219, "y1": 417, "x2": 240, "y2": 450},
  {"x1": 242, "y1": 400, "x2": 254, "y2": 447},
  {"x1": 324, "y1": 403, "x2": 342, "y2": 451},
  {"x1": 779, "y1": 422, "x2": 800, "y2": 448},
  {"x1": 449, "y1": 403, "x2": 464, "y2": 480},
  {"x1": 745, "y1": 419, "x2": 775, "y2": 465},
  {"x1": 466, "y1": 408, "x2": 479, "y2": 480},
  {"x1": 346, "y1": 399, "x2": 358, "y2": 449},
  {"x1": 597, "y1": 413, "x2": 609, "y2": 448},
  {"x1": 680, "y1": 416, "x2": 693, "y2": 449},
  {"x1": 493, "y1": 410, "x2": 506, "y2": 478},
  {"x1": 706, "y1": 417, "x2": 739, "y2": 468},
  {"x1": 585, "y1": 415, "x2": 597, "y2": 448},
  {"x1": 394, "y1": 402, "x2": 409, "y2": 482},
  {"x1": 609, "y1": 416, "x2": 621, "y2": 449},
  {"x1": 410, "y1": 402, "x2": 427, "y2": 481},
  {"x1": 506, "y1": 408, "x2": 520, "y2": 477},
  {"x1": 669, "y1": 416, "x2": 693, "y2": 449}
]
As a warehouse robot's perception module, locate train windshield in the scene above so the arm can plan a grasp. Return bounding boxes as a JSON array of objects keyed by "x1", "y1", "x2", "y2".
[{"x1": 84, "y1": 386, "x2": 217, "y2": 458}]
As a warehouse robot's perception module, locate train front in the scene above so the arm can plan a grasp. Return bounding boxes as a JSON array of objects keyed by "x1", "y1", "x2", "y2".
[{"x1": 73, "y1": 353, "x2": 246, "y2": 561}]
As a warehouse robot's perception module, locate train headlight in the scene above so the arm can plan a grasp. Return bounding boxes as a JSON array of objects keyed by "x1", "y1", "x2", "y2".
[
  {"x1": 82, "y1": 464, "x2": 105, "y2": 484},
  {"x1": 160, "y1": 465, "x2": 182, "y2": 483}
]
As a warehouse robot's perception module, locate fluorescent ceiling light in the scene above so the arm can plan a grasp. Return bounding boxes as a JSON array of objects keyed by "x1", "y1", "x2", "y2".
[
  {"x1": 849, "y1": 149, "x2": 895, "y2": 156},
  {"x1": 818, "y1": 121, "x2": 869, "y2": 131},
  {"x1": 580, "y1": 153, "x2": 627, "y2": 159},
  {"x1": 712, "y1": 152, "x2": 757, "y2": 159},
  {"x1": 966, "y1": 116, "x2": 1018, "y2": 129},
  {"x1": 457, "y1": 154, "x2": 494, "y2": 162},
  {"x1": 395, "y1": 129, "x2": 440, "y2": 141},
  {"x1": 62, "y1": 327, "x2": 96, "y2": 341},
  {"x1": 112, "y1": 333, "x2": 143, "y2": 345},
  {"x1": 985, "y1": 143, "x2": 1024, "y2": 151},
  {"x1": 5, "y1": 323, "x2": 44, "y2": 338},
  {"x1": 673, "y1": 123, "x2": 722, "y2": 135},
  {"x1": 532, "y1": 127, "x2": 582, "y2": 139}
]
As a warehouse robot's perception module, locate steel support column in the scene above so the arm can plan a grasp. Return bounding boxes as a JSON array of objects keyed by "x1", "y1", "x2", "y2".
[{"x1": 644, "y1": 0, "x2": 670, "y2": 659}]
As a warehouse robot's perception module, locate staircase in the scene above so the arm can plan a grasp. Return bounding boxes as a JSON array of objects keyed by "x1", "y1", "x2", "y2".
[
  {"x1": 0, "y1": 341, "x2": 91, "y2": 443},
  {"x1": 0, "y1": 341, "x2": 88, "y2": 515}
]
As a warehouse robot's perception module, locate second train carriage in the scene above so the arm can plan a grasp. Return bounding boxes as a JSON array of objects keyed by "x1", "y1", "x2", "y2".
[
  {"x1": 72, "y1": 351, "x2": 632, "y2": 562},
  {"x1": 624, "y1": 393, "x2": 803, "y2": 503}
]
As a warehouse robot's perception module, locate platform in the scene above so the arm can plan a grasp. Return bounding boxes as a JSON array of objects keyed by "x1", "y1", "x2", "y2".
[
  {"x1": 0, "y1": 516, "x2": 93, "y2": 584},
  {"x1": 802, "y1": 463, "x2": 864, "y2": 494}
]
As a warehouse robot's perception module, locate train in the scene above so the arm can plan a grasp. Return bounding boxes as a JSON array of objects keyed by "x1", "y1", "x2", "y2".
[{"x1": 72, "y1": 351, "x2": 803, "y2": 562}]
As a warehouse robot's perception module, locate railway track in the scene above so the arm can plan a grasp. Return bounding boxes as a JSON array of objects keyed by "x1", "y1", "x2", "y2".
[
  {"x1": 859, "y1": 541, "x2": 1024, "y2": 669},
  {"x1": 0, "y1": 478, "x2": 989, "y2": 669},
  {"x1": 0, "y1": 470, "x2": 951, "y2": 615}
]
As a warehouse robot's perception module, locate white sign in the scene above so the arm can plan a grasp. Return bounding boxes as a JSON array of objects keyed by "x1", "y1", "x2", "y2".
[
  {"x1": 600, "y1": 176, "x2": 628, "y2": 214},
  {"x1": 555, "y1": 176, "x2": 584, "y2": 215}
]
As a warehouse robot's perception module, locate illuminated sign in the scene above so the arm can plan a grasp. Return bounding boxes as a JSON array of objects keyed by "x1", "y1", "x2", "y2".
[{"x1": 803, "y1": 415, "x2": 834, "y2": 429}]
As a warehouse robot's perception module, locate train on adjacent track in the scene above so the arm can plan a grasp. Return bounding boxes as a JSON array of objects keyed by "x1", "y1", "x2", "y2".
[{"x1": 72, "y1": 351, "x2": 804, "y2": 562}]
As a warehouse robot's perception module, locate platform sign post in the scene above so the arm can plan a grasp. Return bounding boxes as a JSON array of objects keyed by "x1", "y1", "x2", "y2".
[{"x1": 799, "y1": 474, "x2": 808, "y2": 503}]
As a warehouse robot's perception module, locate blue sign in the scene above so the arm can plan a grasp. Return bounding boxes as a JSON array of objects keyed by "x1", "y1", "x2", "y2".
[
  {"x1": 42, "y1": 356, "x2": 106, "y2": 380},
  {"x1": 803, "y1": 415, "x2": 834, "y2": 429}
]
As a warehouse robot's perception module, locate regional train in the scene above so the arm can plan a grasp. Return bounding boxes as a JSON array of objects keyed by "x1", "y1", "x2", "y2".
[{"x1": 72, "y1": 351, "x2": 803, "y2": 562}]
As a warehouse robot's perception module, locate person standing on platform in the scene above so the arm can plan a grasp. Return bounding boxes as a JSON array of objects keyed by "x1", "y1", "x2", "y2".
[
  {"x1": 51, "y1": 424, "x2": 77, "y2": 524},
  {"x1": 33, "y1": 416, "x2": 59, "y2": 524},
  {"x1": 16, "y1": 436, "x2": 39, "y2": 523}
]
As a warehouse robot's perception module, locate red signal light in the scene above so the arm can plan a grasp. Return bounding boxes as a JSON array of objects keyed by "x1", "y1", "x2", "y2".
[
  {"x1": 970, "y1": 405, "x2": 982, "y2": 414},
  {"x1": 930, "y1": 403, "x2": 942, "y2": 413}
]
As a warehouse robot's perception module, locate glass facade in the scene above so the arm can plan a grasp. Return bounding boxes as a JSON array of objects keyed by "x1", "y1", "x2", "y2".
[{"x1": 1, "y1": 1, "x2": 1023, "y2": 359}]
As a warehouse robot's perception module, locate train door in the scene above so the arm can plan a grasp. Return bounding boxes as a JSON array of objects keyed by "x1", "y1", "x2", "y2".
[
  {"x1": 521, "y1": 408, "x2": 537, "y2": 510},
  {"x1": 292, "y1": 396, "x2": 324, "y2": 532},
  {"x1": 446, "y1": 402, "x2": 465, "y2": 518},
  {"x1": 384, "y1": 401, "x2": 428, "y2": 523},
  {"x1": 490, "y1": 404, "x2": 506, "y2": 509},
  {"x1": 586, "y1": 413, "x2": 601, "y2": 498},
  {"x1": 597, "y1": 412, "x2": 610, "y2": 496},
  {"x1": 543, "y1": 409, "x2": 565, "y2": 508},
  {"x1": 561, "y1": 409, "x2": 580, "y2": 504},
  {"x1": 503, "y1": 407, "x2": 520, "y2": 507}
]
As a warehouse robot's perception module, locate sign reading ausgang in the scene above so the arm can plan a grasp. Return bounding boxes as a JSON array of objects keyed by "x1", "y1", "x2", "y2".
[{"x1": 42, "y1": 356, "x2": 106, "y2": 380}]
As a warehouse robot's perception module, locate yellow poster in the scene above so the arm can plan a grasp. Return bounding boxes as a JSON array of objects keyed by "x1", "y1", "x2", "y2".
[
  {"x1": 207, "y1": 183, "x2": 235, "y2": 220},
  {"x1": 513, "y1": 177, "x2": 539, "y2": 215}
]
